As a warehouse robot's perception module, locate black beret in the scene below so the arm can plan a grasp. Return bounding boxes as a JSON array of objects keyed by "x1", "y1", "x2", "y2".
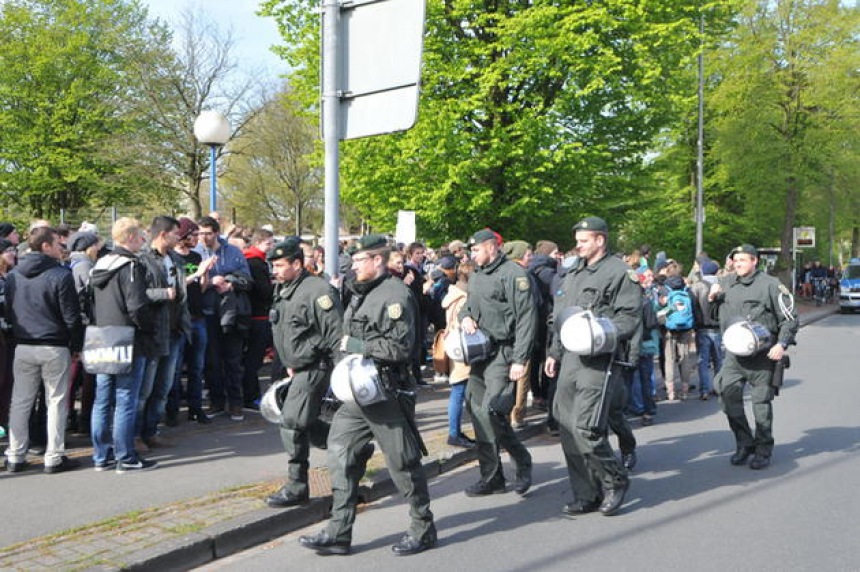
[
  {"x1": 68, "y1": 232, "x2": 100, "y2": 253},
  {"x1": 355, "y1": 234, "x2": 388, "y2": 253},
  {"x1": 0, "y1": 223, "x2": 14, "y2": 238},
  {"x1": 468, "y1": 228, "x2": 497, "y2": 246},
  {"x1": 572, "y1": 216, "x2": 609, "y2": 233},
  {"x1": 267, "y1": 238, "x2": 303, "y2": 261},
  {"x1": 730, "y1": 244, "x2": 758, "y2": 259}
]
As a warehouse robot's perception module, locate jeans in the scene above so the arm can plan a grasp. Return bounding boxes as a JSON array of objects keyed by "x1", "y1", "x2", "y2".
[
  {"x1": 448, "y1": 381, "x2": 467, "y2": 437},
  {"x1": 169, "y1": 319, "x2": 208, "y2": 414},
  {"x1": 696, "y1": 329, "x2": 723, "y2": 395},
  {"x1": 92, "y1": 355, "x2": 148, "y2": 464},
  {"x1": 138, "y1": 333, "x2": 183, "y2": 440},
  {"x1": 631, "y1": 354, "x2": 657, "y2": 416},
  {"x1": 242, "y1": 319, "x2": 272, "y2": 405},
  {"x1": 204, "y1": 314, "x2": 245, "y2": 408}
]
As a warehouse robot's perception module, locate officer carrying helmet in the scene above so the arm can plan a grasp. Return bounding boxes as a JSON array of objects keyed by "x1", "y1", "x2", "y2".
[
  {"x1": 545, "y1": 216, "x2": 642, "y2": 517},
  {"x1": 298, "y1": 234, "x2": 436, "y2": 557},
  {"x1": 709, "y1": 244, "x2": 798, "y2": 470},
  {"x1": 264, "y1": 238, "x2": 344, "y2": 508}
]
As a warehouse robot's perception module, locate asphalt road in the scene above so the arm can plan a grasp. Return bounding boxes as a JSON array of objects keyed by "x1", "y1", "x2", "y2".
[
  {"x1": 0, "y1": 380, "x2": 453, "y2": 547},
  {"x1": 198, "y1": 313, "x2": 860, "y2": 572}
]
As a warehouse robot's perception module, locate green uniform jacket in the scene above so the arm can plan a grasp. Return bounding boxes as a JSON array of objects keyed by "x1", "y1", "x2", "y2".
[
  {"x1": 713, "y1": 270, "x2": 798, "y2": 347},
  {"x1": 459, "y1": 253, "x2": 536, "y2": 364},
  {"x1": 343, "y1": 274, "x2": 415, "y2": 365},
  {"x1": 548, "y1": 253, "x2": 642, "y2": 361},
  {"x1": 272, "y1": 269, "x2": 344, "y2": 369}
]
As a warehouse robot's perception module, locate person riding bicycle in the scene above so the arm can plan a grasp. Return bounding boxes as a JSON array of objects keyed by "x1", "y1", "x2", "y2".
[{"x1": 809, "y1": 261, "x2": 829, "y2": 304}]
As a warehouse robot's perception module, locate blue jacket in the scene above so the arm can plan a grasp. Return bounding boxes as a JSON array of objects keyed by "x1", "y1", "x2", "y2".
[{"x1": 194, "y1": 237, "x2": 251, "y2": 312}]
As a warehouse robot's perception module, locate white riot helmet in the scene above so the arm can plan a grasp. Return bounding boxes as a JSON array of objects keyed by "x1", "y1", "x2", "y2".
[
  {"x1": 260, "y1": 378, "x2": 292, "y2": 424},
  {"x1": 557, "y1": 307, "x2": 618, "y2": 356},
  {"x1": 444, "y1": 328, "x2": 493, "y2": 364},
  {"x1": 331, "y1": 354, "x2": 388, "y2": 406},
  {"x1": 723, "y1": 320, "x2": 773, "y2": 357}
]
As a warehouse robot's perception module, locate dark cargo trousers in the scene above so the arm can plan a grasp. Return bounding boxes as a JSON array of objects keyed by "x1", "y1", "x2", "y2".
[
  {"x1": 279, "y1": 368, "x2": 330, "y2": 496},
  {"x1": 324, "y1": 395, "x2": 434, "y2": 544},
  {"x1": 466, "y1": 346, "x2": 532, "y2": 484},
  {"x1": 715, "y1": 353, "x2": 775, "y2": 457},
  {"x1": 553, "y1": 356, "x2": 628, "y2": 504},
  {"x1": 609, "y1": 374, "x2": 636, "y2": 456}
]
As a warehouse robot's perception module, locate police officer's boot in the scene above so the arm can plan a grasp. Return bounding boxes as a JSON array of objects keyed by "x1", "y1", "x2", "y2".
[
  {"x1": 298, "y1": 530, "x2": 350, "y2": 555},
  {"x1": 392, "y1": 525, "x2": 437, "y2": 556},
  {"x1": 465, "y1": 475, "x2": 506, "y2": 497},
  {"x1": 513, "y1": 463, "x2": 532, "y2": 495},
  {"x1": 599, "y1": 480, "x2": 629, "y2": 516},
  {"x1": 266, "y1": 486, "x2": 309, "y2": 508},
  {"x1": 730, "y1": 446, "x2": 755, "y2": 466}
]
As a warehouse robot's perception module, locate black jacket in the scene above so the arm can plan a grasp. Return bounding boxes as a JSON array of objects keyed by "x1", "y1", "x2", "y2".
[
  {"x1": 91, "y1": 247, "x2": 157, "y2": 358},
  {"x1": 244, "y1": 249, "x2": 274, "y2": 319},
  {"x1": 139, "y1": 247, "x2": 190, "y2": 356},
  {"x1": 5, "y1": 253, "x2": 83, "y2": 350}
]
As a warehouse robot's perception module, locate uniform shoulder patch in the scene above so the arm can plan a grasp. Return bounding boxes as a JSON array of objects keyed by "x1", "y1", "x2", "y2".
[
  {"x1": 627, "y1": 269, "x2": 640, "y2": 283},
  {"x1": 516, "y1": 277, "x2": 529, "y2": 292},
  {"x1": 388, "y1": 303, "x2": 402, "y2": 320},
  {"x1": 316, "y1": 294, "x2": 334, "y2": 311},
  {"x1": 778, "y1": 283, "x2": 790, "y2": 296}
]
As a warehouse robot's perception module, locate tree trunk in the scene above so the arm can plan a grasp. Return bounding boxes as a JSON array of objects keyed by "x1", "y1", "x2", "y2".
[
  {"x1": 852, "y1": 226, "x2": 859, "y2": 258},
  {"x1": 777, "y1": 175, "x2": 799, "y2": 284},
  {"x1": 295, "y1": 202, "x2": 302, "y2": 236}
]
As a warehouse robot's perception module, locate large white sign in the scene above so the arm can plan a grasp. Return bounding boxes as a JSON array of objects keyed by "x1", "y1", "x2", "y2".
[
  {"x1": 395, "y1": 210, "x2": 416, "y2": 245},
  {"x1": 322, "y1": 0, "x2": 426, "y2": 140}
]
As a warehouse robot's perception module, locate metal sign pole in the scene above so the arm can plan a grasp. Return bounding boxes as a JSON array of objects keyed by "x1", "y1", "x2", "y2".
[{"x1": 323, "y1": 0, "x2": 341, "y2": 279}]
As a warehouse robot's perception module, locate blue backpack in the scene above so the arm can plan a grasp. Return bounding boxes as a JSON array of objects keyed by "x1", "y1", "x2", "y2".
[{"x1": 665, "y1": 287, "x2": 694, "y2": 331}]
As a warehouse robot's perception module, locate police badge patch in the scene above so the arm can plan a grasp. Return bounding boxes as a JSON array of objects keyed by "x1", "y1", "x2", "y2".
[
  {"x1": 317, "y1": 295, "x2": 334, "y2": 311},
  {"x1": 516, "y1": 277, "x2": 529, "y2": 291},
  {"x1": 388, "y1": 303, "x2": 402, "y2": 320}
]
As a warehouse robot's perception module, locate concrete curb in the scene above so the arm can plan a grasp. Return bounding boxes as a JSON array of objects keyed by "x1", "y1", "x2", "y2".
[
  {"x1": 798, "y1": 305, "x2": 838, "y2": 327},
  {"x1": 102, "y1": 423, "x2": 547, "y2": 570}
]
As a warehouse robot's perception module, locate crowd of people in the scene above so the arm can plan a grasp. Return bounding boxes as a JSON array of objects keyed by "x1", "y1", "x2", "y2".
[{"x1": 0, "y1": 213, "x2": 798, "y2": 554}]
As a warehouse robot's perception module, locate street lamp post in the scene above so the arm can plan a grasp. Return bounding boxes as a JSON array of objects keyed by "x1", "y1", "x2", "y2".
[{"x1": 193, "y1": 110, "x2": 231, "y2": 213}]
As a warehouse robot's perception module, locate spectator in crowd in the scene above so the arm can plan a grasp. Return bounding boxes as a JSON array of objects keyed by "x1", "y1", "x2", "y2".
[
  {"x1": 501, "y1": 240, "x2": 539, "y2": 429},
  {"x1": 195, "y1": 216, "x2": 253, "y2": 421},
  {"x1": 388, "y1": 250, "x2": 407, "y2": 278},
  {"x1": 67, "y1": 231, "x2": 101, "y2": 435},
  {"x1": 168, "y1": 218, "x2": 215, "y2": 424},
  {"x1": 0, "y1": 237, "x2": 16, "y2": 440},
  {"x1": 4, "y1": 227, "x2": 83, "y2": 473},
  {"x1": 137, "y1": 216, "x2": 187, "y2": 449},
  {"x1": 657, "y1": 262, "x2": 697, "y2": 401},
  {"x1": 529, "y1": 240, "x2": 558, "y2": 412},
  {"x1": 0, "y1": 223, "x2": 20, "y2": 246},
  {"x1": 404, "y1": 242, "x2": 429, "y2": 385},
  {"x1": 242, "y1": 228, "x2": 275, "y2": 408},
  {"x1": 691, "y1": 259, "x2": 722, "y2": 400},
  {"x1": 448, "y1": 240, "x2": 469, "y2": 264},
  {"x1": 90, "y1": 217, "x2": 157, "y2": 472},
  {"x1": 312, "y1": 246, "x2": 325, "y2": 276},
  {"x1": 632, "y1": 269, "x2": 660, "y2": 425},
  {"x1": 442, "y1": 260, "x2": 475, "y2": 448}
]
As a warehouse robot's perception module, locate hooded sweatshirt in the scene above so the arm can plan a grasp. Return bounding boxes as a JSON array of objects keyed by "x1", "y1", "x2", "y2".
[
  {"x1": 5, "y1": 252, "x2": 82, "y2": 350},
  {"x1": 244, "y1": 245, "x2": 274, "y2": 319},
  {"x1": 91, "y1": 247, "x2": 157, "y2": 358}
]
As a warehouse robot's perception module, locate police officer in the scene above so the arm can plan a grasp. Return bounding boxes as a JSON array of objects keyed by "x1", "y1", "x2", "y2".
[
  {"x1": 265, "y1": 238, "x2": 344, "y2": 508},
  {"x1": 299, "y1": 234, "x2": 436, "y2": 556},
  {"x1": 708, "y1": 244, "x2": 798, "y2": 470},
  {"x1": 459, "y1": 229, "x2": 536, "y2": 496},
  {"x1": 545, "y1": 217, "x2": 641, "y2": 516}
]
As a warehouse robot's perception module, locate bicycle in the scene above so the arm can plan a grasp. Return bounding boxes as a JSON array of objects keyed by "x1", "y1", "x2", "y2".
[{"x1": 812, "y1": 277, "x2": 830, "y2": 306}]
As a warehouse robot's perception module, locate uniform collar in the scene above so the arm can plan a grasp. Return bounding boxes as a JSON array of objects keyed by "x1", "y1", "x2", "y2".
[
  {"x1": 582, "y1": 251, "x2": 612, "y2": 273},
  {"x1": 479, "y1": 253, "x2": 507, "y2": 273},
  {"x1": 734, "y1": 269, "x2": 759, "y2": 286},
  {"x1": 280, "y1": 268, "x2": 310, "y2": 299}
]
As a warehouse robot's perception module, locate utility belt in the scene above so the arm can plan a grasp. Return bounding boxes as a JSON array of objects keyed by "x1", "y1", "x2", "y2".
[
  {"x1": 294, "y1": 358, "x2": 333, "y2": 374},
  {"x1": 376, "y1": 362, "x2": 415, "y2": 394}
]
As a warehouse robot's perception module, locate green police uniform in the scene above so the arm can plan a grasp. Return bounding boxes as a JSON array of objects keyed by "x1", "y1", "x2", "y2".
[
  {"x1": 549, "y1": 219, "x2": 641, "y2": 509},
  {"x1": 271, "y1": 269, "x2": 343, "y2": 496},
  {"x1": 324, "y1": 238, "x2": 435, "y2": 548},
  {"x1": 712, "y1": 245, "x2": 798, "y2": 462},
  {"x1": 459, "y1": 230, "x2": 536, "y2": 490},
  {"x1": 265, "y1": 240, "x2": 344, "y2": 507}
]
